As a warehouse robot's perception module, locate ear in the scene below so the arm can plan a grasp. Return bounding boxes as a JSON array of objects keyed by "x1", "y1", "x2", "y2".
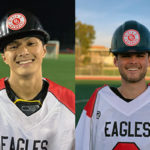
[
  {"x1": 114, "y1": 56, "x2": 118, "y2": 67},
  {"x1": 1, "y1": 53, "x2": 8, "y2": 64},
  {"x1": 42, "y1": 45, "x2": 47, "y2": 58}
]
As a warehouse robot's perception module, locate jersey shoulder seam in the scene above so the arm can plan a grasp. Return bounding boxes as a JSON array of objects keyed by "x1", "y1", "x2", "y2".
[
  {"x1": 0, "y1": 77, "x2": 6, "y2": 91},
  {"x1": 45, "y1": 78, "x2": 75, "y2": 114},
  {"x1": 84, "y1": 85, "x2": 107, "y2": 118}
]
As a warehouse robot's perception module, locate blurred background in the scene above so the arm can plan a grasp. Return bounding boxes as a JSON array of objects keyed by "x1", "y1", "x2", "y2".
[
  {"x1": 76, "y1": 0, "x2": 150, "y2": 123},
  {"x1": 0, "y1": 0, "x2": 75, "y2": 92}
]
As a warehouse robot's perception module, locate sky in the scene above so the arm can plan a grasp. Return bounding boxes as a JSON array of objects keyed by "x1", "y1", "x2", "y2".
[{"x1": 76, "y1": 0, "x2": 150, "y2": 48}]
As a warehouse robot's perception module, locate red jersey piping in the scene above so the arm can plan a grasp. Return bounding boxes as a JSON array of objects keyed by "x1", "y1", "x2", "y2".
[
  {"x1": 84, "y1": 85, "x2": 107, "y2": 118},
  {"x1": 45, "y1": 78, "x2": 75, "y2": 114},
  {"x1": 0, "y1": 78, "x2": 6, "y2": 90}
]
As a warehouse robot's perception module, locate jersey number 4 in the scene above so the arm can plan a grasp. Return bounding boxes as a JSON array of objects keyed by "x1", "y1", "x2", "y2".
[{"x1": 113, "y1": 142, "x2": 140, "y2": 150}]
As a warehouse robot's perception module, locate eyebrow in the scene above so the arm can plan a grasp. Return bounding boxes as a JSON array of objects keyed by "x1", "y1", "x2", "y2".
[
  {"x1": 23, "y1": 37, "x2": 33, "y2": 41},
  {"x1": 7, "y1": 37, "x2": 34, "y2": 46},
  {"x1": 7, "y1": 41, "x2": 18, "y2": 46}
]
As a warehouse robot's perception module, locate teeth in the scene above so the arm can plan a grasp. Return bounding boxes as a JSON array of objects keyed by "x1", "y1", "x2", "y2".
[
  {"x1": 128, "y1": 68, "x2": 138, "y2": 71},
  {"x1": 19, "y1": 60, "x2": 32, "y2": 64}
]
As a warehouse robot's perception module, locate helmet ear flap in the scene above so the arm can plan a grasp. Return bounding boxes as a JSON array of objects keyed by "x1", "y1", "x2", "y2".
[
  {"x1": 0, "y1": 9, "x2": 50, "y2": 53},
  {"x1": 110, "y1": 20, "x2": 150, "y2": 54}
]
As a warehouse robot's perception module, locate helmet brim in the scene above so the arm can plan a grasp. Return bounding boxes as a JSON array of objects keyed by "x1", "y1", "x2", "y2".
[{"x1": 110, "y1": 47, "x2": 150, "y2": 54}]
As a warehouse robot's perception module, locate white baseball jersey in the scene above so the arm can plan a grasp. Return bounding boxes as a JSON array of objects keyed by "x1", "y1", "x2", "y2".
[
  {"x1": 76, "y1": 85, "x2": 150, "y2": 150},
  {"x1": 0, "y1": 78, "x2": 75, "y2": 150}
]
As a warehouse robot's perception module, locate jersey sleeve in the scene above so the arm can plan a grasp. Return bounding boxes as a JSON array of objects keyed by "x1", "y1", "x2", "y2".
[
  {"x1": 76, "y1": 87, "x2": 102, "y2": 150},
  {"x1": 45, "y1": 78, "x2": 75, "y2": 114}
]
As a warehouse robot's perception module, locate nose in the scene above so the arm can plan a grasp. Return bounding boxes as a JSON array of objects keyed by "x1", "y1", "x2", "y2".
[
  {"x1": 18, "y1": 46, "x2": 29, "y2": 57},
  {"x1": 129, "y1": 55, "x2": 138, "y2": 64}
]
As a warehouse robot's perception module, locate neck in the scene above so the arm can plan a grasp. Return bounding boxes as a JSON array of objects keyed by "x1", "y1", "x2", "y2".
[
  {"x1": 118, "y1": 78, "x2": 147, "y2": 99},
  {"x1": 8, "y1": 73, "x2": 43, "y2": 100}
]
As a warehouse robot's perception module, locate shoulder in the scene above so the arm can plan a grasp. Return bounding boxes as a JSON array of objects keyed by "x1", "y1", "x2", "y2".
[
  {"x1": 44, "y1": 78, "x2": 75, "y2": 114},
  {"x1": 0, "y1": 78, "x2": 6, "y2": 90},
  {"x1": 84, "y1": 85, "x2": 107, "y2": 118}
]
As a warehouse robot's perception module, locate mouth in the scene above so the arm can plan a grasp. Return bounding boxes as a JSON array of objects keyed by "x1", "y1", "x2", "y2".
[
  {"x1": 127, "y1": 68, "x2": 139, "y2": 71},
  {"x1": 16, "y1": 59, "x2": 35, "y2": 65}
]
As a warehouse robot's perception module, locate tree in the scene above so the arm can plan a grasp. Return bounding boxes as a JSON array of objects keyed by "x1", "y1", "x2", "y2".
[{"x1": 75, "y1": 21, "x2": 95, "y2": 55}]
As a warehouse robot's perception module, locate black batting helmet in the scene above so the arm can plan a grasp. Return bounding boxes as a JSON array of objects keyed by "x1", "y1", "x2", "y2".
[
  {"x1": 0, "y1": 9, "x2": 50, "y2": 53},
  {"x1": 110, "y1": 20, "x2": 150, "y2": 54}
]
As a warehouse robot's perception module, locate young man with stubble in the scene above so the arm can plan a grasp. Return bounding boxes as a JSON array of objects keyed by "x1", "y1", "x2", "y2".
[{"x1": 76, "y1": 20, "x2": 150, "y2": 150}]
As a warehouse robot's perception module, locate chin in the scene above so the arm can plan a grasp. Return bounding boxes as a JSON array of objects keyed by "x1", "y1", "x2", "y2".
[
  {"x1": 16, "y1": 70, "x2": 36, "y2": 77},
  {"x1": 125, "y1": 76, "x2": 144, "y2": 83},
  {"x1": 121, "y1": 72, "x2": 145, "y2": 83}
]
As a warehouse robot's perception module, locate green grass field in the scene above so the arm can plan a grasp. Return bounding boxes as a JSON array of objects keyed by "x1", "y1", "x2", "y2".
[
  {"x1": 76, "y1": 80, "x2": 121, "y2": 124},
  {"x1": 0, "y1": 54, "x2": 75, "y2": 92},
  {"x1": 42, "y1": 54, "x2": 75, "y2": 92}
]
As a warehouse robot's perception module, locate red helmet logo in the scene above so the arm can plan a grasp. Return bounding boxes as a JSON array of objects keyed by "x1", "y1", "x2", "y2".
[
  {"x1": 7, "y1": 13, "x2": 27, "y2": 30},
  {"x1": 123, "y1": 29, "x2": 140, "y2": 46}
]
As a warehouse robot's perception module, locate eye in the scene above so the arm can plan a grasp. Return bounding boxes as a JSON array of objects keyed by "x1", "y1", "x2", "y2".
[
  {"x1": 9, "y1": 45, "x2": 18, "y2": 50},
  {"x1": 137, "y1": 54, "x2": 145, "y2": 57},
  {"x1": 27, "y1": 42, "x2": 35, "y2": 46},
  {"x1": 27, "y1": 42, "x2": 36, "y2": 46}
]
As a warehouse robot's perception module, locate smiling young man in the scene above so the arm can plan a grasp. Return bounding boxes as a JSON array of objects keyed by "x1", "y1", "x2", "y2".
[
  {"x1": 0, "y1": 10, "x2": 75, "y2": 150},
  {"x1": 76, "y1": 20, "x2": 150, "y2": 150}
]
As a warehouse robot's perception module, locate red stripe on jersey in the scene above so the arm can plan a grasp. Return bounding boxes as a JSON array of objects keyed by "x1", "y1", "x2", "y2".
[
  {"x1": 0, "y1": 78, "x2": 6, "y2": 90},
  {"x1": 84, "y1": 85, "x2": 106, "y2": 118},
  {"x1": 45, "y1": 78, "x2": 75, "y2": 114}
]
